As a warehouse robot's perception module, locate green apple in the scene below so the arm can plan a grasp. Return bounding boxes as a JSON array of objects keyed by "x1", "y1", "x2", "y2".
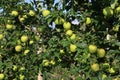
[
  {"x1": 112, "y1": 25, "x2": 119, "y2": 32},
  {"x1": 19, "y1": 16, "x2": 25, "y2": 23},
  {"x1": 55, "y1": 17, "x2": 65, "y2": 25},
  {"x1": 109, "y1": 68, "x2": 115, "y2": 74},
  {"x1": 42, "y1": 60, "x2": 50, "y2": 67},
  {"x1": 19, "y1": 66, "x2": 25, "y2": 71},
  {"x1": 116, "y1": 6, "x2": 120, "y2": 13},
  {"x1": 50, "y1": 60, "x2": 55, "y2": 65},
  {"x1": 103, "y1": 7, "x2": 113, "y2": 17},
  {"x1": 13, "y1": 65, "x2": 17, "y2": 71},
  {"x1": 19, "y1": 74, "x2": 25, "y2": 80}
]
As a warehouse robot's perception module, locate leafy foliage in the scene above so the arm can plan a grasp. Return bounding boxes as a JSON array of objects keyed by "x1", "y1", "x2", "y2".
[{"x1": 0, "y1": 0, "x2": 120, "y2": 80}]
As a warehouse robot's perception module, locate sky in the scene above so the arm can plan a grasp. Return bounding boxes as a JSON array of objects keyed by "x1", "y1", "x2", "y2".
[
  {"x1": 25, "y1": 0, "x2": 32, "y2": 3},
  {"x1": 25, "y1": 0, "x2": 60, "y2": 4}
]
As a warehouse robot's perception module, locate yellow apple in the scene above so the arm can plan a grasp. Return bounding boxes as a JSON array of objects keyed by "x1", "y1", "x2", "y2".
[
  {"x1": 28, "y1": 10, "x2": 35, "y2": 16},
  {"x1": 0, "y1": 34, "x2": 3, "y2": 40},
  {"x1": 60, "y1": 49, "x2": 64, "y2": 54},
  {"x1": 66, "y1": 30, "x2": 73, "y2": 36},
  {"x1": 88, "y1": 45, "x2": 97, "y2": 53},
  {"x1": 19, "y1": 66, "x2": 25, "y2": 71},
  {"x1": 42, "y1": 60, "x2": 50, "y2": 67},
  {"x1": 63, "y1": 22, "x2": 71, "y2": 30},
  {"x1": 70, "y1": 34, "x2": 76, "y2": 40},
  {"x1": 19, "y1": 17, "x2": 25, "y2": 23},
  {"x1": 50, "y1": 60, "x2": 55, "y2": 65},
  {"x1": 21, "y1": 35, "x2": 28, "y2": 42},
  {"x1": 6, "y1": 24, "x2": 13, "y2": 30},
  {"x1": 91, "y1": 63, "x2": 99, "y2": 72},
  {"x1": 29, "y1": 40, "x2": 34, "y2": 45},
  {"x1": 97, "y1": 48, "x2": 105, "y2": 58},
  {"x1": 109, "y1": 68, "x2": 115, "y2": 74},
  {"x1": 19, "y1": 74, "x2": 25, "y2": 80},
  {"x1": 116, "y1": 6, "x2": 120, "y2": 13},
  {"x1": 0, "y1": 73, "x2": 4, "y2": 80},
  {"x1": 102, "y1": 74, "x2": 107, "y2": 80},
  {"x1": 86, "y1": 17, "x2": 91, "y2": 25},
  {"x1": 55, "y1": 17, "x2": 65, "y2": 25},
  {"x1": 22, "y1": 14, "x2": 28, "y2": 19},
  {"x1": 15, "y1": 45, "x2": 22, "y2": 52},
  {"x1": 11, "y1": 10, "x2": 18, "y2": 16},
  {"x1": 24, "y1": 49, "x2": 30, "y2": 55},
  {"x1": 42, "y1": 10, "x2": 50, "y2": 17},
  {"x1": 70, "y1": 44, "x2": 77, "y2": 52},
  {"x1": 13, "y1": 65, "x2": 17, "y2": 71},
  {"x1": 112, "y1": 25, "x2": 119, "y2": 32}
]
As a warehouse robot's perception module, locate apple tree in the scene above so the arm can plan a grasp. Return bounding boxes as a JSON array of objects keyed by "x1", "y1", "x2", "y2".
[{"x1": 0, "y1": 0, "x2": 120, "y2": 80}]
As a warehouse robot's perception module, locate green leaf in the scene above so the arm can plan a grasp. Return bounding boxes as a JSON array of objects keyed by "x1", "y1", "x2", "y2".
[
  {"x1": 114, "y1": 41, "x2": 120, "y2": 46},
  {"x1": 110, "y1": 0, "x2": 118, "y2": 9}
]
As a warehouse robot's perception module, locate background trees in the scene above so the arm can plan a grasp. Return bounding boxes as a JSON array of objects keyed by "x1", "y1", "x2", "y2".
[{"x1": 0, "y1": 0, "x2": 120, "y2": 80}]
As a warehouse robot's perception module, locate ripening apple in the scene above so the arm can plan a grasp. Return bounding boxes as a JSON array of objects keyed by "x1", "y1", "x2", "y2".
[
  {"x1": 13, "y1": 65, "x2": 17, "y2": 71},
  {"x1": 86, "y1": 17, "x2": 91, "y2": 25},
  {"x1": 70, "y1": 34, "x2": 76, "y2": 40},
  {"x1": 42, "y1": 10, "x2": 50, "y2": 17},
  {"x1": 15, "y1": 45, "x2": 22, "y2": 52},
  {"x1": 11, "y1": 10, "x2": 18, "y2": 17},
  {"x1": 66, "y1": 30, "x2": 73, "y2": 36},
  {"x1": 112, "y1": 25, "x2": 119, "y2": 32},
  {"x1": 6, "y1": 24, "x2": 13, "y2": 30},
  {"x1": 50, "y1": 60, "x2": 55, "y2": 65},
  {"x1": 109, "y1": 68, "x2": 115, "y2": 74},
  {"x1": 55, "y1": 17, "x2": 65, "y2": 25},
  {"x1": 88, "y1": 45, "x2": 97, "y2": 53},
  {"x1": 91, "y1": 63, "x2": 99, "y2": 72},
  {"x1": 103, "y1": 7, "x2": 113, "y2": 17},
  {"x1": 70, "y1": 44, "x2": 77, "y2": 52},
  {"x1": 19, "y1": 74, "x2": 25, "y2": 80},
  {"x1": 28, "y1": 10, "x2": 35, "y2": 16},
  {"x1": 42, "y1": 60, "x2": 50, "y2": 67},
  {"x1": 19, "y1": 16, "x2": 25, "y2": 23},
  {"x1": 0, "y1": 34, "x2": 3, "y2": 40},
  {"x1": 19, "y1": 66, "x2": 25, "y2": 71},
  {"x1": 97, "y1": 48, "x2": 106, "y2": 58},
  {"x1": 60, "y1": 49, "x2": 64, "y2": 54},
  {"x1": 29, "y1": 40, "x2": 34, "y2": 45},
  {"x1": 116, "y1": 6, "x2": 120, "y2": 13},
  {"x1": 0, "y1": 73, "x2": 4, "y2": 80},
  {"x1": 63, "y1": 22, "x2": 71, "y2": 30},
  {"x1": 24, "y1": 49, "x2": 30, "y2": 55},
  {"x1": 21, "y1": 35, "x2": 29, "y2": 42}
]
